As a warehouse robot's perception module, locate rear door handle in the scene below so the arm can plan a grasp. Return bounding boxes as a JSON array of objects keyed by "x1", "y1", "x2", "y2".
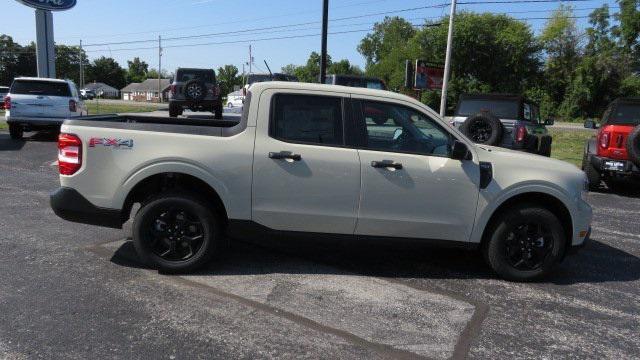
[
  {"x1": 371, "y1": 160, "x2": 403, "y2": 170},
  {"x1": 269, "y1": 151, "x2": 302, "y2": 161}
]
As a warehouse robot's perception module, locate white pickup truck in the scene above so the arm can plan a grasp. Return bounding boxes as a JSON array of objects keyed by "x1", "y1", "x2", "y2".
[{"x1": 50, "y1": 82, "x2": 592, "y2": 281}]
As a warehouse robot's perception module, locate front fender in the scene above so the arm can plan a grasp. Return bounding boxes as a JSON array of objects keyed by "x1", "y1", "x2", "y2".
[{"x1": 469, "y1": 181, "x2": 576, "y2": 244}]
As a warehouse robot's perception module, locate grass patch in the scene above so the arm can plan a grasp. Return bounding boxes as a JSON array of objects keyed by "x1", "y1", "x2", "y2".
[
  {"x1": 87, "y1": 103, "x2": 160, "y2": 115},
  {"x1": 0, "y1": 111, "x2": 5, "y2": 130},
  {"x1": 549, "y1": 128, "x2": 594, "y2": 167}
]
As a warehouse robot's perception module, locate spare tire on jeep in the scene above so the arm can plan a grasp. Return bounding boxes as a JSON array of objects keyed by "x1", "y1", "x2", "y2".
[
  {"x1": 460, "y1": 112, "x2": 504, "y2": 146},
  {"x1": 183, "y1": 79, "x2": 207, "y2": 101},
  {"x1": 626, "y1": 125, "x2": 640, "y2": 168}
]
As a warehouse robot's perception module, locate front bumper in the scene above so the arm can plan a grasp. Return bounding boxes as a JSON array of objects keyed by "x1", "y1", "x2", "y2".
[
  {"x1": 590, "y1": 155, "x2": 640, "y2": 176},
  {"x1": 50, "y1": 187, "x2": 124, "y2": 229}
]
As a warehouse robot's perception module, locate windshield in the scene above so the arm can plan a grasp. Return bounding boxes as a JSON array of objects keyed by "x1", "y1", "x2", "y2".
[
  {"x1": 608, "y1": 104, "x2": 640, "y2": 125},
  {"x1": 10, "y1": 80, "x2": 71, "y2": 97},
  {"x1": 456, "y1": 99, "x2": 519, "y2": 119}
]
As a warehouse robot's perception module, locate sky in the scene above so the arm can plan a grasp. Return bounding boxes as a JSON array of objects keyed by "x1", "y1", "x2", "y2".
[{"x1": 1, "y1": 0, "x2": 621, "y2": 76}]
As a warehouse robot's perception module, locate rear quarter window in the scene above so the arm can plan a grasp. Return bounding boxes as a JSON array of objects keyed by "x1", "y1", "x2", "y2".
[
  {"x1": 456, "y1": 99, "x2": 519, "y2": 119},
  {"x1": 11, "y1": 81, "x2": 71, "y2": 97}
]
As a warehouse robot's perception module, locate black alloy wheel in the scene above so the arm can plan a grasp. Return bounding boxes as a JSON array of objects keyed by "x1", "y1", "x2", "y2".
[
  {"x1": 133, "y1": 192, "x2": 220, "y2": 273},
  {"x1": 147, "y1": 208, "x2": 205, "y2": 261},
  {"x1": 504, "y1": 222, "x2": 554, "y2": 271}
]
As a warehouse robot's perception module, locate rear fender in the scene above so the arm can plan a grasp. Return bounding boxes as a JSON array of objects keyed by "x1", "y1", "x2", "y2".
[{"x1": 113, "y1": 160, "x2": 231, "y2": 214}]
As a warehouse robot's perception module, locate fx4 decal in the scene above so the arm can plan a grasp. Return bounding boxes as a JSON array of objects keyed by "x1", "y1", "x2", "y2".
[{"x1": 89, "y1": 138, "x2": 134, "y2": 149}]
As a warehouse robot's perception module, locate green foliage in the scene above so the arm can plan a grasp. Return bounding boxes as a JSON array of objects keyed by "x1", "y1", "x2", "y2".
[
  {"x1": 217, "y1": 65, "x2": 242, "y2": 96},
  {"x1": 85, "y1": 57, "x2": 127, "y2": 90},
  {"x1": 127, "y1": 57, "x2": 149, "y2": 83},
  {"x1": 281, "y1": 52, "x2": 362, "y2": 83}
]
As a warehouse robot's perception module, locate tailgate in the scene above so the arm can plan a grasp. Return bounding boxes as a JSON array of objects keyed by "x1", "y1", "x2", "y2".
[{"x1": 10, "y1": 94, "x2": 70, "y2": 118}]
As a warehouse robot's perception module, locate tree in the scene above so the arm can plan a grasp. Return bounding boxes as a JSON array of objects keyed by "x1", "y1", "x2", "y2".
[
  {"x1": 216, "y1": 65, "x2": 242, "y2": 96},
  {"x1": 127, "y1": 57, "x2": 148, "y2": 83},
  {"x1": 327, "y1": 59, "x2": 363, "y2": 76},
  {"x1": 146, "y1": 68, "x2": 169, "y2": 80},
  {"x1": 539, "y1": 6, "x2": 583, "y2": 116},
  {"x1": 56, "y1": 45, "x2": 87, "y2": 86},
  {"x1": 86, "y1": 57, "x2": 127, "y2": 89}
]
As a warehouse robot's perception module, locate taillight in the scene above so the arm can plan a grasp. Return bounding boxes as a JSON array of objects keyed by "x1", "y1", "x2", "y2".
[
  {"x1": 599, "y1": 132, "x2": 610, "y2": 149},
  {"x1": 170, "y1": 85, "x2": 176, "y2": 95},
  {"x1": 69, "y1": 99, "x2": 77, "y2": 112},
  {"x1": 516, "y1": 126, "x2": 527, "y2": 143},
  {"x1": 58, "y1": 133, "x2": 82, "y2": 175},
  {"x1": 213, "y1": 85, "x2": 221, "y2": 96},
  {"x1": 4, "y1": 96, "x2": 10, "y2": 110}
]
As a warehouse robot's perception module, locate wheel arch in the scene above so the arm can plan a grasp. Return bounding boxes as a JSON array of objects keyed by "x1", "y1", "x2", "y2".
[
  {"x1": 121, "y1": 172, "x2": 229, "y2": 227},
  {"x1": 479, "y1": 192, "x2": 573, "y2": 254}
]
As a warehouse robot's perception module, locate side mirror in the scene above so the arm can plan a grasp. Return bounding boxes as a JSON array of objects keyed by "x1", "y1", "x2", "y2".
[
  {"x1": 584, "y1": 119, "x2": 598, "y2": 129},
  {"x1": 451, "y1": 140, "x2": 471, "y2": 161},
  {"x1": 544, "y1": 118, "x2": 555, "y2": 126}
]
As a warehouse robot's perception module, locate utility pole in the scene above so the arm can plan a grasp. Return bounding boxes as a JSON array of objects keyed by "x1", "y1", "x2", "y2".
[
  {"x1": 79, "y1": 39, "x2": 84, "y2": 89},
  {"x1": 440, "y1": 0, "x2": 457, "y2": 118},
  {"x1": 249, "y1": 45, "x2": 253, "y2": 75},
  {"x1": 320, "y1": 0, "x2": 329, "y2": 84},
  {"x1": 158, "y1": 35, "x2": 162, "y2": 103}
]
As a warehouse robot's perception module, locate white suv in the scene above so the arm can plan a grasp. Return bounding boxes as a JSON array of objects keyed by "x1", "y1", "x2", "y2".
[{"x1": 4, "y1": 77, "x2": 87, "y2": 140}]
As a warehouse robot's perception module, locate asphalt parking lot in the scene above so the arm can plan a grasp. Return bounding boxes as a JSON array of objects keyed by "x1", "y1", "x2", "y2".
[{"x1": 0, "y1": 130, "x2": 639, "y2": 359}]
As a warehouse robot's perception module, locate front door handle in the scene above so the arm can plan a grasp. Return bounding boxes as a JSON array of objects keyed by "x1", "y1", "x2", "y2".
[
  {"x1": 371, "y1": 160, "x2": 403, "y2": 170},
  {"x1": 269, "y1": 151, "x2": 302, "y2": 161}
]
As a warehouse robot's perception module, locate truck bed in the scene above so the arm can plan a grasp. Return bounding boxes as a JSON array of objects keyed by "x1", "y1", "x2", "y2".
[{"x1": 63, "y1": 114, "x2": 244, "y2": 137}]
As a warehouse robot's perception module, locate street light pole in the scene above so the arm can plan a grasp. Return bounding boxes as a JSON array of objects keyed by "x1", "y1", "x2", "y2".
[
  {"x1": 320, "y1": 0, "x2": 329, "y2": 84},
  {"x1": 440, "y1": 0, "x2": 457, "y2": 118}
]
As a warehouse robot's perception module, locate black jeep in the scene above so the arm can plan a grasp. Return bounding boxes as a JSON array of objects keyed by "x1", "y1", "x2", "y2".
[
  {"x1": 451, "y1": 94, "x2": 554, "y2": 156},
  {"x1": 169, "y1": 68, "x2": 223, "y2": 119}
]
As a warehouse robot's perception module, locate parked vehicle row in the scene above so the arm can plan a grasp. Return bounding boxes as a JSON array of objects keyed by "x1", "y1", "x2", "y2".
[
  {"x1": 50, "y1": 82, "x2": 592, "y2": 282},
  {"x1": 3, "y1": 77, "x2": 87, "y2": 140}
]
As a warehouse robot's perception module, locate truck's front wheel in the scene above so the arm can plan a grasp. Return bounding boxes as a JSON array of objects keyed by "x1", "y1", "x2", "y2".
[
  {"x1": 483, "y1": 205, "x2": 566, "y2": 282},
  {"x1": 133, "y1": 192, "x2": 221, "y2": 273}
]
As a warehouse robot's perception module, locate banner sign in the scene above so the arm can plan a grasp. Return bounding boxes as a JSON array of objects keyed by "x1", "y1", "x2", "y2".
[
  {"x1": 15, "y1": 0, "x2": 77, "y2": 11},
  {"x1": 414, "y1": 60, "x2": 444, "y2": 90}
]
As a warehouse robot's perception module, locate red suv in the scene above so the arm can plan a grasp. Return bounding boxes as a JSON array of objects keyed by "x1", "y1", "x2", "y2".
[{"x1": 582, "y1": 98, "x2": 640, "y2": 190}]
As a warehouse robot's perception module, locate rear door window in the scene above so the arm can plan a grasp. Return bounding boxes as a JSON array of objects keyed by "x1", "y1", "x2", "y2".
[
  {"x1": 11, "y1": 80, "x2": 71, "y2": 97},
  {"x1": 271, "y1": 94, "x2": 344, "y2": 146}
]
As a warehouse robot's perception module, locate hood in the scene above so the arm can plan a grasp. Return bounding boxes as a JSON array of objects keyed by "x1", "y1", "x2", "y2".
[{"x1": 475, "y1": 145, "x2": 583, "y2": 177}]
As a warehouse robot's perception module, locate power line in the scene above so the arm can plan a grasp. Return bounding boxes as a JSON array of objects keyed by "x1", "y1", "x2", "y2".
[{"x1": 81, "y1": 3, "x2": 450, "y2": 47}]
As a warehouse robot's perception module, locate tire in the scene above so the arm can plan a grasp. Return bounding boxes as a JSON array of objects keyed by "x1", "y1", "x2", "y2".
[
  {"x1": 8, "y1": 123, "x2": 23, "y2": 140},
  {"x1": 169, "y1": 103, "x2": 182, "y2": 118},
  {"x1": 483, "y1": 204, "x2": 566, "y2": 282},
  {"x1": 133, "y1": 192, "x2": 221, "y2": 273},
  {"x1": 183, "y1": 79, "x2": 207, "y2": 101},
  {"x1": 525, "y1": 135, "x2": 539, "y2": 154},
  {"x1": 539, "y1": 135, "x2": 553, "y2": 157},
  {"x1": 582, "y1": 152, "x2": 601, "y2": 191},
  {"x1": 460, "y1": 112, "x2": 503, "y2": 145},
  {"x1": 626, "y1": 125, "x2": 640, "y2": 168},
  {"x1": 213, "y1": 102, "x2": 223, "y2": 120}
]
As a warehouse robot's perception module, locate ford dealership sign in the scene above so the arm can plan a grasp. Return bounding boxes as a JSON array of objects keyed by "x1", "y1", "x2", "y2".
[{"x1": 15, "y1": 0, "x2": 76, "y2": 11}]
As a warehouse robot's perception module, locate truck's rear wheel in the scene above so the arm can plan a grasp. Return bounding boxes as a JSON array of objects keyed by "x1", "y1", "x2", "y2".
[
  {"x1": 483, "y1": 205, "x2": 566, "y2": 282},
  {"x1": 169, "y1": 103, "x2": 182, "y2": 118},
  {"x1": 133, "y1": 192, "x2": 221, "y2": 273},
  {"x1": 213, "y1": 102, "x2": 223, "y2": 120},
  {"x1": 8, "y1": 124, "x2": 23, "y2": 140}
]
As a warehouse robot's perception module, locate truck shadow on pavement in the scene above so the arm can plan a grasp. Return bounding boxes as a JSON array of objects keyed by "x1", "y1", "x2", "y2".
[
  {"x1": 0, "y1": 131, "x2": 57, "y2": 151},
  {"x1": 107, "y1": 234, "x2": 640, "y2": 285}
]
